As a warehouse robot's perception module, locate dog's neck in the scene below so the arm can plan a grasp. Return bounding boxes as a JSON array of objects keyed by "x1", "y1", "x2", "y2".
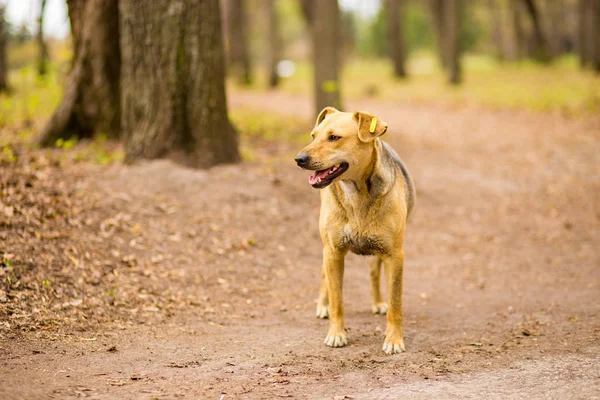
[{"x1": 334, "y1": 139, "x2": 394, "y2": 204}]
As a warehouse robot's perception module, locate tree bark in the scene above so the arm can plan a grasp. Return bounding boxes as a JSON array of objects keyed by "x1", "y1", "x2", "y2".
[
  {"x1": 37, "y1": 0, "x2": 120, "y2": 146},
  {"x1": 579, "y1": 0, "x2": 599, "y2": 70},
  {"x1": 120, "y1": 0, "x2": 239, "y2": 167},
  {"x1": 445, "y1": 0, "x2": 462, "y2": 84},
  {"x1": 266, "y1": 0, "x2": 280, "y2": 88},
  {"x1": 430, "y1": 0, "x2": 449, "y2": 69},
  {"x1": 312, "y1": 0, "x2": 342, "y2": 117},
  {"x1": 0, "y1": 4, "x2": 7, "y2": 92},
  {"x1": 226, "y1": 0, "x2": 253, "y2": 85},
  {"x1": 489, "y1": 0, "x2": 505, "y2": 61},
  {"x1": 299, "y1": 0, "x2": 314, "y2": 26},
  {"x1": 547, "y1": 0, "x2": 563, "y2": 56},
  {"x1": 520, "y1": 0, "x2": 552, "y2": 62},
  {"x1": 386, "y1": 0, "x2": 407, "y2": 78},
  {"x1": 37, "y1": 0, "x2": 49, "y2": 76},
  {"x1": 513, "y1": 0, "x2": 525, "y2": 60}
]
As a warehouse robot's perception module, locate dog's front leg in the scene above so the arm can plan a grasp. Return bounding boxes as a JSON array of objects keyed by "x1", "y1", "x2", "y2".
[
  {"x1": 316, "y1": 265, "x2": 329, "y2": 319},
  {"x1": 382, "y1": 250, "x2": 405, "y2": 354},
  {"x1": 323, "y1": 245, "x2": 347, "y2": 347}
]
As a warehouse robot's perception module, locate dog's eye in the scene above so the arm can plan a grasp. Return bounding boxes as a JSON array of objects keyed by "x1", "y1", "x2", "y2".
[{"x1": 328, "y1": 134, "x2": 341, "y2": 142}]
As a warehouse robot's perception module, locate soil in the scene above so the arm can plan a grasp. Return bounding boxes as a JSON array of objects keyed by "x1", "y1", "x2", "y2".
[{"x1": 1, "y1": 92, "x2": 599, "y2": 399}]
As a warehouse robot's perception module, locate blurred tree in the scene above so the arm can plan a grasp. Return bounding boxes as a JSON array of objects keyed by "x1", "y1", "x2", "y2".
[
  {"x1": 0, "y1": 4, "x2": 6, "y2": 92},
  {"x1": 226, "y1": 0, "x2": 253, "y2": 85},
  {"x1": 547, "y1": 0, "x2": 564, "y2": 56},
  {"x1": 445, "y1": 0, "x2": 462, "y2": 84},
  {"x1": 120, "y1": 0, "x2": 239, "y2": 166},
  {"x1": 37, "y1": 0, "x2": 49, "y2": 76},
  {"x1": 520, "y1": 0, "x2": 552, "y2": 62},
  {"x1": 430, "y1": 0, "x2": 449, "y2": 68},
  {"x1": 311, "y1": 0, "x2": 342, "y2": 116},
  {"x1": 579, "y1": 0, "x2": 599, "y2": 71},
  {"x1": 386, "y1": 0, "x2": 407, "y2": 78},
  {"x1": 38, "y1": 0, "x2": 120, "y2": 146},
  {"x1": 266, "y1": 0, "x2": 280, "y2": 87},
  {"x1": 489, "y1": 0, "x2": 506, "y2": 61},
  {"x1": 512, "y1": 0, "x2": 525, "y2": 59}
]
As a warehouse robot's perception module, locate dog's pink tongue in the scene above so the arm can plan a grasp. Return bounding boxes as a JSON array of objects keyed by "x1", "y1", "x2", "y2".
[{"x1": 308, "y1": 169, "x2": 331, "y2": 185}]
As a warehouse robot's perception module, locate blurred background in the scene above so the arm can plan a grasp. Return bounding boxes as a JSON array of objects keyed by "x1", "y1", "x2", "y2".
[{"x1": 1, "y1": 0, "x2": 599, "y2": 135}]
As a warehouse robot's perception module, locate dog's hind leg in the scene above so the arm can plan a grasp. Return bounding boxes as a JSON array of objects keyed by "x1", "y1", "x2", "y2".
[
  {"x1": 370, "y1": 257, "x2": 388, "y2": 314},
  {"x1": 316, "y1": 264, "x2": 329, "y2": 319}
]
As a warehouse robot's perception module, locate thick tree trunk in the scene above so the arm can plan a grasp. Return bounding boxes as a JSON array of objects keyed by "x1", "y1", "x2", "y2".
[
  {"x1": 226, "y1": 0, "x2": 253, "y2": 85},
  {"x1": 430, "y1": 0, "x2": 449, "y2": 69},
  {"x1": 489, "y1": 0, "x2": 505, "y2": 61},
  {"x1": 120, "y1": 0, "x2": 239, "y2": 167},
  {"x1": 37, "y1": 0, "x2": 49, "y2": 76},
  {"x1": 37, "y1": 0, "x2": 120, "y2": 146},
  {"x1": 312, "y1": 0, "x2": 342, "y2": 117},
  {"x1": 266, "y1": 0, "x2": 280, "y2": 88},
  {"x1": 445, "y1": 0, "x2": 462, "y2": 84},
  {"x1": 520, "y1": 0, "x2": 552, "y2": 62},
  {"x1": 0, "y1": 5, "x2": 7, "y2": 92},
  {"x1": 386, "y1": 0, "x2": 407, "y2": 78}
]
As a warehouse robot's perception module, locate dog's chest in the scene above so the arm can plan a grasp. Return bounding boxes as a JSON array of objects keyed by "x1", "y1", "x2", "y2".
[
  {"x1": 340, "y1": 223, "x2": 386, "y2": 256},
  {"x1": 334, "y1": 181, "x2": 389, "y2": 256}
]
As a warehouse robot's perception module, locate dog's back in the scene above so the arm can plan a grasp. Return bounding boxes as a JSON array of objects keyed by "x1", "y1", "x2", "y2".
[{"x1": 381, "y1": 141, "x2": 416, "y2": 220}]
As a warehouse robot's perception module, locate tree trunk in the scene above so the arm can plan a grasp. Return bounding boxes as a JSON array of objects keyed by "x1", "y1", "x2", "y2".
[
  {"x1": 489, "y1": 0, "x2": 505, "y2": 61},
  {"x1": 299, "y1": 0, "x2": 314, "y2": 26},
  {"x1": 595, "y1": 0, "x2": 600, "y2": 72},
  {"x1": 266, "y1": 0, "x2": 280, "y2": 88},
  {"x1": 547, "y1": 0, "x2": 563, "y2": 56},
  {"x1": 513, "y1": 0, "x2": 525, "y2": 60},
  {"x1": 226, "y1": 0, "x2": 253, "y2": 85},
  {"x1": 430, "y1": 0, "x2": 449, "y2": 69},
  {"x1": 37, "y1": 0, "x2": 120, "y2": 146},
  {"x1": 312, "y1": 0, "x2": 342, "y2": 117},
  {"x1": 0, "y1": 4, "x2": 7, "y2": 92},
  {"x1": 445, "y1": 0, "x2": 462, "y2": 84},
  {"x1": 386, "y1": 0, "x2": 407, "y2": 78},
  {"x1": 120, "y1": 0, "x2": 239, "y2": 167},
  {"x1": 37, "y1": 0, "x2": 49, "y2": 76},
  {"x1": 579, "y1": 0, "x2": 599, "y2": 70},
  {"x1": 520, "y1": 0, "x2": 552, "y2": 62}
]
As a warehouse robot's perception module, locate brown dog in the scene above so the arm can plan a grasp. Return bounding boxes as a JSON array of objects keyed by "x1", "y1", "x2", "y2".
[{"x1": 295, "y1": 107, "x2": 415, "y2": 354}]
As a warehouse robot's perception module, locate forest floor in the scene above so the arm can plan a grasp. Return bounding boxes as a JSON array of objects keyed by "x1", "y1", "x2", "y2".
[{"x1": 1, "y1": 92, "x2": 599, "y2": 399}]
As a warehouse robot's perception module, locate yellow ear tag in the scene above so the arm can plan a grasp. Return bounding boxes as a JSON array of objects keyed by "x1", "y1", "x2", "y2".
[{"x1": 369, "y1": 118, "x2": 378, "y2": 133}]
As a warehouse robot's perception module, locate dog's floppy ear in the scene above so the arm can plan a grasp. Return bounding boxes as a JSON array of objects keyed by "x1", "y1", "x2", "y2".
[
  {"x1": 354, "y1": 111, "x2": 388, "y2": 142},
  {"x1": 315, "y1": 106, "x2": 339, "y2": 127}
]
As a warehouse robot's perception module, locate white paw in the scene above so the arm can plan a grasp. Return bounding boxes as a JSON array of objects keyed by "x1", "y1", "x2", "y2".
[
  {"x1": 382, "y1": 338, "x2": 405, "y2": 354},
  {"x1": 371, "y1": 302, "x2": 388, "y2": 315},
  {"x1": 324, "y1": 332, "x2": 347, "y2": 347},
  {"x1": 315, "y1": 304, "x2": 329, "y2": 319}
]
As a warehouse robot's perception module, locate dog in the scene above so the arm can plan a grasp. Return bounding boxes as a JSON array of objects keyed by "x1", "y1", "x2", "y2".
[{"x1": 295, "y1": 107, "x2": 415, "y2": 354}]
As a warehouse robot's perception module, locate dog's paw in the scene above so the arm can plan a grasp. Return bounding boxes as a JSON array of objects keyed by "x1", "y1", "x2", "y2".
[
  {"x1": 371, "y1": 302, "x2": 388, "y2": 315},
  {"x1": 324, "y1": 331, "x2": 347, "y2": 348},
  {"x1": 315, "y1": 304, "x2": 329, "y2": 319},
  {"x1": 382, "y1": 334, "x2": 405, "y2": 354}
]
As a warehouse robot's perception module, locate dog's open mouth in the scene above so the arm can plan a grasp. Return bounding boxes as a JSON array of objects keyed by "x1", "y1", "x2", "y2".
[{"x1": 308, "y1": 162, "x2": 349, "y2": 188}]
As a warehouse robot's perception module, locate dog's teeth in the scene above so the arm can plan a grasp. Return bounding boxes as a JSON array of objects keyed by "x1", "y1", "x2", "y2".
[{"x1": 317, "y1": 177, "x2": 322, "y2": 183}]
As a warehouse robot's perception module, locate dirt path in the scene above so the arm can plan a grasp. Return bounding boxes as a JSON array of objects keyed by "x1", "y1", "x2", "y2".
[{"x1": 1, "y1": 91, "x2": 599, "y2": 399}]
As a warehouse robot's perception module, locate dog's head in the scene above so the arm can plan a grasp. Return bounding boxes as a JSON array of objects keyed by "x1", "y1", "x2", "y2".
[{"x1": 295, "y1": 107, "x2": 388, "y2": 188}]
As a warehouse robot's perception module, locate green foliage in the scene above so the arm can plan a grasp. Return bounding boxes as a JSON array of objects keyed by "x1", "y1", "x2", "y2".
[{"x1": 404, "y1": 3, "x2": 436, "y2": 54}]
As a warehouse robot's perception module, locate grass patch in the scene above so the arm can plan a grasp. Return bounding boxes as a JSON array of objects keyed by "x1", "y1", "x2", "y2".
[{"x1": 231, "y1": 52, "x2": 600, "y2": 116}]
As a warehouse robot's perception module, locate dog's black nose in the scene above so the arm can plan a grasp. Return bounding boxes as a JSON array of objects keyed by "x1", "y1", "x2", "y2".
[{"x1": 295, "y1": 153, "x2": 309, "y2": 167}]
